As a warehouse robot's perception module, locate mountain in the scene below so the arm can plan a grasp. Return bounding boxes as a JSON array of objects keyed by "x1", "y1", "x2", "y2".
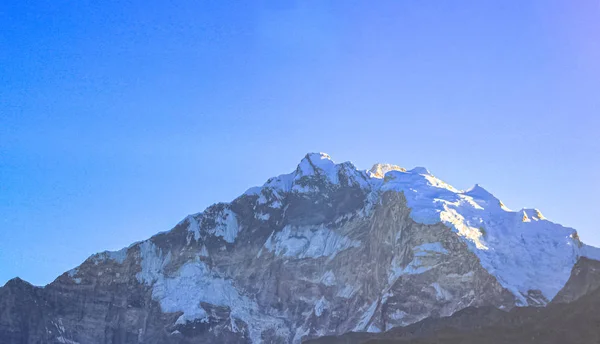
[{"x1": 1, "y1": 152, "x2": 599, "y2": 344}]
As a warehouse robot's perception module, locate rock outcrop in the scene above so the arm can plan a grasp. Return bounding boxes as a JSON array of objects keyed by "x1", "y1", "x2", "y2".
[
  {"x1": 552, "y1": 257, "x2": 600, "y2": 304},
  {"x1": 306, "y1": 257, "x2": 600, "y2": 344}
]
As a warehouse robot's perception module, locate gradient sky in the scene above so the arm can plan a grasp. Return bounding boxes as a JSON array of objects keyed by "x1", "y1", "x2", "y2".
[{"x1": 1, "y1": 1, "x2": 599, "y2": 286}]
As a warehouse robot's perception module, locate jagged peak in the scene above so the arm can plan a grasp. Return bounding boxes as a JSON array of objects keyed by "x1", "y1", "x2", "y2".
[
  {"x1": 2, "y1": 277, "x2": 34, "y2": 289},
  {"x1": 368, "y1": 163, "x2": 406, "y2": 179},
  {"x1": 464, "y1": 184, "x2": 497, "y2": 199},
  {"x1": 521, "y1": 208, "x2": 546, "y2": 221},
  {"x1": 461, "y1": 184, "x2": 512, "y2": 211},
  {"x1": 407, "y1": 166, "x2": 431, "y2": 175},
  {"x1": 296, "y1": 152, "x2": 336, "y2": 178},
  {"x1": 291, "y1": 152, "x2": 371, "y2": 190},
  {"x1": 521, "y1": 210, "x2": 531, "y2": 222}
]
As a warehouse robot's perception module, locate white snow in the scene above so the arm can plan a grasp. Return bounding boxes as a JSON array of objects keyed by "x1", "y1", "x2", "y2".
[
  {"x1": 296, "y1": 153, "x2": 339, "y2": 184},
  {"x1": 293, "y1": 153, "x2": 370, "y2": 189},
  {"x1": 336, "y1": 284, "x2": 358, "y2": 298},
  {"x1": 319, "y1": 270, "x2": 336, "y2": 286},
  {"x1": 388, "y1": 242, "x2": 449, "y2": 283},
  {"x1": 136, "y1": 241, "x2": 172, "y2": 285},
  {"x1": 244, "y1": 153, "x2": 371, "y2": 209},
  {"x1": 413, "y1": 242, "x2": 448, "y2": 256},
  {"x1": 366, "y1": 324, "x2": 381, "y2": 333},
  {"x1": 389, "y1": 309, "x2": 408, "y2": 321},
  {"x1": 389, "y1": 256, "x2": 432, "y2": 282},
  {"x1": 581, "y1": 244, "x2": 600, "y2": 260},
  {"x1": 67, "y1": 268, "x2": 78, "y2": 277},
  {"x1": 255, "y1": 212, "x2": 270, "y2": 221},
  {"x1": 122, "y1": 151, "x2": 600, "y2": 342},
  {"x1": 186, "y1": 214, "x2": 201, "y2": 242},
  {"x1": 56, "y1": 336, "x2": 79, "y2": 344},
  {"x1": 136, "y1": 241, "x2": 288, "y2": 344},
  {"x1": 430, "y1": 282, "x2": 453, "y2": 301},
  {"x1": 210, "y1": 208, "x2": 240, "y2": 243},
  {"x1": 353, "y1": 300, "x2": 378, "y2": 331},
  {"x1": 182, "y1": 208, "x2": 240, "y2": 244},
  {"x1": 91, "y1": 248, "x2": 128, "y2": 265},
  {"x1": 375, "y1": 167, "x2": 592, "y2": 303},
  {"x1": 53, "y1": 319, "x2": 79, "y2": 344},
  {"x1": 105, "y1": 248, "x2": 128, "y2": 263},
  {"x1": 240, "y1": 152, "x2": 599, "y2": 305},
  {"x1": 314, "y1": 296, "x2": 328, "y2": 317},
  {"x1": 293, "y1": 326, "x2": 310, "y2": 344},
  {"x1": 368, "y1": 163, "x2": 406, "y2": 179},
  {"x1": 264, "y1": 224, "x2": 361, "y2": 259}
]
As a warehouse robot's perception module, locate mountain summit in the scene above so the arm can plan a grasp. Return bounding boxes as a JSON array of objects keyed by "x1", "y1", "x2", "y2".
[{"x1": 1, "y1": 153, "x2": 598, "y2": 344}]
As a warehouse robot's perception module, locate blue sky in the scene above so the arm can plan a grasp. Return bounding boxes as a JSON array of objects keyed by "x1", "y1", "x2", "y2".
[{"x1": 1, "y1": 1, "x2": 599, "y2": 286}]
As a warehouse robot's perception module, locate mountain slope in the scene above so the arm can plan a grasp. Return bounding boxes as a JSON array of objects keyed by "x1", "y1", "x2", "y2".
[
  {"x1": 305, "y1": 257, "x2": 600, "y2": 344},
  {"x1": 1, "y1": 153, "x2": 598, "y2": 344}
]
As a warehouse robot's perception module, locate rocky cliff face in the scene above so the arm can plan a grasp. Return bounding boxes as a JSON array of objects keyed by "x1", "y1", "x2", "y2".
[
  {"x1": 552, "y1": 257, "x2": 600, "y2": 304},
  {"x1": 305, "y1": 257, "x2": 600, "y2": 344},
  {"x1": 1, "y1": 153, "x2": 599, "y2": 344},
  {"x1": 305, "y1": 256, "x2": 600, "y2": 344}
]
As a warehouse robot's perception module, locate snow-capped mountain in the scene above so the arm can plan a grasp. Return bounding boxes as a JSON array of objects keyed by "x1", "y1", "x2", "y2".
[{"x1": 1, "y1": 152, "x2": 599, "y2": 344}]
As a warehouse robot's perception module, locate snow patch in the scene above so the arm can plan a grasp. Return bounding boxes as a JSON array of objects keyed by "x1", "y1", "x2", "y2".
[
  {"x1": 255, "y1": 212, "x2": 270, "y2": 221},
  {"x1": 136, "y1": 242, "x2": 288, "y2": 343},
  {"x1": 581, "y1": 244, "x2": 600, "y2": 261},
  {"x1": 186, "y1": 215, "x2": 201, "y2": 242},
  {"x1": 199, "y1": 245, "x2": 209, "y2": 257},
  {"x1": 67, "y1": 268, "x2": 78, "y2": 278},
  {"x1": 136, "y1": 241, "x2": 172, "y2": 284},
  {"x1": 264, "y1": 224, "x2": 361, "y2": 259},
  {"x1": 319, "y1": 270, "x2": 336, "y2": 286},
  {"x1": 353, "y1": 300, "x2": 378, "y2": 331},
  {"x1": 369, "y1": 163, "x2": 406, "y2": 179},
  {"x1": 367, "y1": 324, "x2": 381, "y2": 333},
  {"x1": 91, "y1": 248, "x2": 128, "y2": 265},
  {"x1": 389, "y1": 242, "x2": 448, "y2": 283},
  {"x1": 293, "y1": 326, "x2": 310, "y2": 344},
  {"x1": 314, "y1": 296, "x2": 328, "y2": 317},
  {"x1": 430, "y1": 282, "x2": 453, "y2": 301},
  {"x1": 211, "y1": 208, "x2": 240, "y2": 243},
  {"x1": 413, "y1": 242, "x2": 448, "y2": 256},
  {"x1": 296, "y1": 153, "x2": 339, "y2": 185},
  {"x1": 337, "y1": 284, "x2": 358, "y2": 298},
  {"x1": 53, "y1": 319, "x2": 78, "y2": 344},
  {"x1": 389, "y1": 256, "x2": 432, "y2": 282},
  {"x1": 389, "y1": 309, "x2": 408, "y2": 321},
  {"x1": 56, "y1": 336, "x2": 79, "y2": 344}
]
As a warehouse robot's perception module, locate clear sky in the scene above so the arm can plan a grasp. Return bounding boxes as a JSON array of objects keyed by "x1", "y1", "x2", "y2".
[{"x1": 1, "y1": 1, "x2": 599, "y2": 286}]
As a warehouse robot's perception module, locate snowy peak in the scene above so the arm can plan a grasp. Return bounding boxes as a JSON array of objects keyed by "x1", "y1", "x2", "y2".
[
  {"x1": 520, "y1": 208, "x2": 546, "y2": 221},
  {"x1": 407, "y1": 166, "x2": 431, "y2": 175},
  {"x1": 368, "y1": 163, "x2": 406, "y2": 179},
  {"x1": 295, "y1": 152, "x2": 339, "y2": 183},
  {"x1": 463, "y1": 184, "x2": 496, "y2": 200},
  {"x1": 462, "y1": 184, "x2": 507, "y2": 210},
  {"x1": 217, "y1": 152, "x2": 599, "y2": 305},
  {"x1": 246, "y1": 153, "x2": 371, "y2": 197},
  {"x1": 297, "y1": 153, "x2": 334, "y2": 173},
  {"x1": 4, "y1": 151, "x2": 600, "y2": 344}
]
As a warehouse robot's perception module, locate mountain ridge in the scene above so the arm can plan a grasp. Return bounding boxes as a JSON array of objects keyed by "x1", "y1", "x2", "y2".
[{"x1": 1, "y1": 152, "x2": 598, "y2": 344}]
